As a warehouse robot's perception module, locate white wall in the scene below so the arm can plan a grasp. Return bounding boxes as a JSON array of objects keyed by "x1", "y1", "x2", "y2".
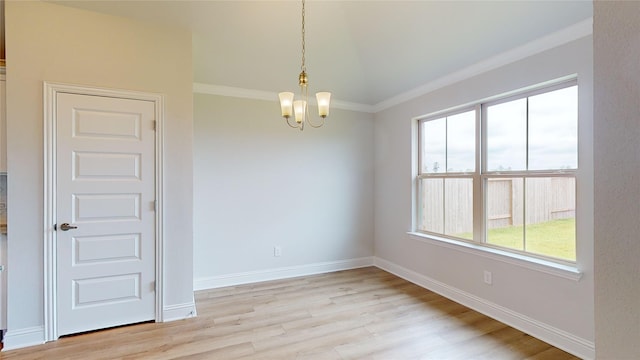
[
  {"x1": 373, "y1": 36, "x2": 594, "y2": 358},
  {"x1": 193, "y1": 94, "x2": 374, "y2": 287},
  {"x1": 4, "y1": 1, "x2": 194, "y2": 346},
  {"x1": 593, "y1": 2, "x2": 640, "y2": 358}
]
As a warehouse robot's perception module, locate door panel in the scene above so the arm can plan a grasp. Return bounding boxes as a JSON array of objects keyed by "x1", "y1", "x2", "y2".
[
  {"x1": 56, "y1": 93, "x2": 156, "y2": 336},
  {"x1": 74, "y1": 193, "x2": 141, "y2": 221},
  {"x1": 74, "y1": 274, "x2": 141, "y2": 306},
  {"x1": 74, "y1": 109, "x2": 141, "y2": 139},
  {"x1": 73, "y1": 234, "x2": 141, "y2": 265},
  {"x1": 74, "y1": 151, "x2": 141, "y2": 180}
]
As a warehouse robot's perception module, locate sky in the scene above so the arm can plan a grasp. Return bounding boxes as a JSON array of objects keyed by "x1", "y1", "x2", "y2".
[{"x1": 421, "y1": 85, "x2": 578, "y2": 174}]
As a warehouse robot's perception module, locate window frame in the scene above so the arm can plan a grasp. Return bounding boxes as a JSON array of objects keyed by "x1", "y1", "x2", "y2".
[{"x1": 415, "y1": 79, "x2": 578, "y2": 266}]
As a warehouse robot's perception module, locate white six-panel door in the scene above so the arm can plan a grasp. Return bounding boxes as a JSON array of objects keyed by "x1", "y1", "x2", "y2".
[{"x1": 55, "y1": 93, "x2": 156, "y2": 336}]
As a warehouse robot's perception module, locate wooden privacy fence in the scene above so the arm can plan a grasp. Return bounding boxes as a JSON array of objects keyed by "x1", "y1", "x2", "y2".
[{"x1": 420, "y1": 177, "x2": 575, "y2": 235}]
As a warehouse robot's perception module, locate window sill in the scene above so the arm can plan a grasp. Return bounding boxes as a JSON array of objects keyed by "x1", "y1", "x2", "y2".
[{"x1": 406, "y1": 232, "x2": 583, "y2": 281}]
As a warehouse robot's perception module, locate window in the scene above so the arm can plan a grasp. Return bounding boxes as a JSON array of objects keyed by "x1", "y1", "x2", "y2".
[{"x1": 416, "y1": 81, "x2": 578, "y2": 263}]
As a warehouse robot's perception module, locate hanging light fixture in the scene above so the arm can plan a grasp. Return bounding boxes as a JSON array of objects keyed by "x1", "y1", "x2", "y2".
[{"x1": 278, "y1": 0, "x2": 331, "y2": 131}]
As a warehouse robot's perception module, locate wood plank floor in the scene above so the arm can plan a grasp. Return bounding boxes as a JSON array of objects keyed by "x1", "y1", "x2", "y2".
[{"x1": 0, "y1": 267, "x2": 579, "y2": 359}]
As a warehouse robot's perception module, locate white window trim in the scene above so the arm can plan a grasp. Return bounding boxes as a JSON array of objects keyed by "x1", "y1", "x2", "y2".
[{"x1": 406, "y1": 231, "x2": 582, "y2": 281}]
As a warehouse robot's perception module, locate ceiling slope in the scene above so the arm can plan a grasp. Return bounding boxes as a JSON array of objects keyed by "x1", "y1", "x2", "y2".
[{"x1": 51, "y1": 0, "x2": 593, "y2": 107}]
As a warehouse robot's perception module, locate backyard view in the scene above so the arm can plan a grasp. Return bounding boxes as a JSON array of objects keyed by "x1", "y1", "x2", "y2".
[
  {"x1": 419, "y1": 177, "x2": 577, "y2": 262},
  {"x1": 457, "y1": 218, "x2": 576, "y2": 261}
]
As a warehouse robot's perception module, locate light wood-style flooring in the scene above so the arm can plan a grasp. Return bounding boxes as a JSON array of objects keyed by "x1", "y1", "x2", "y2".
[{"x1": 0, "y1": 267, "x2": 578, "y2": 359}]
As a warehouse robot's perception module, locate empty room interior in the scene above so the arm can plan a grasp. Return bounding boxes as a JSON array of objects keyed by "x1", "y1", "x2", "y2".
[{"x1": 0, "y1": 0, "x2": 638, "y2": 359}]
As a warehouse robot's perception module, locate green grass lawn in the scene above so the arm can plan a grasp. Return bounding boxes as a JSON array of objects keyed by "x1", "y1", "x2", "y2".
[{"x1": 457, "y1": 218, "x2": 576, "y2": 261}]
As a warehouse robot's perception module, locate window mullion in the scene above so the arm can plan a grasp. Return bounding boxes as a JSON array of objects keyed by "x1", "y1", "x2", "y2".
[
  {"x1": 523, "y1": 98, "x2": 529, "y2": 252},
  {"x1": 444, "y1": 117, "x2": 447, "y2": 234},
  {"x1": 445, "y1": 116, "x2": 449, "y2": 174},
  {"x1": 526, "y1": 97, "x2": 530, "y2": 171},
  {"x1": 417, "y1": 120, "x2": 423, "y2": 176},
  {"x1": 442, "y1": 178, "x2": 446, "y2": 235},
  {"x1": 474, "y1": 104, "x2": 484, "y2": 243},
  {"x1": 522, "y1": 177, "x2": 527, "y2": 252}
]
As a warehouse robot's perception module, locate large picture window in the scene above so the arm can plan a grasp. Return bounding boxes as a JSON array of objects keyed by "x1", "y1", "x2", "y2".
[{"x1": 416, "y1": 81, "x2": 578, "y2": 262}]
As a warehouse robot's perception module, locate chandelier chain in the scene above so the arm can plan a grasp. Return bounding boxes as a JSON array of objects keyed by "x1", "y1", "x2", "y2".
[{"x1": 301, "y1": 0, "x2": 306, "y2": 72}]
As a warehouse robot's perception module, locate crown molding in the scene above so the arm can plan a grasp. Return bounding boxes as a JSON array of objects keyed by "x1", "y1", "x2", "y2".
[
  {"x1": 193, "y1": 17, "x2": 592, "y2": 115},
  {"x1": 193, "y1": 83, "x2": 374, "y2": 113},
  {"x1": 372, "y1": 17, "x2": 593, "y2": 113}
]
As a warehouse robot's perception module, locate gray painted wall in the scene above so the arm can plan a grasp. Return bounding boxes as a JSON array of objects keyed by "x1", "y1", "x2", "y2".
[
  {"x1": 594, "y1": 1, "x2": 640, "y2": 358},
  {"x1": 193, "y1": 94, "x2": 374, "y2": 282}
]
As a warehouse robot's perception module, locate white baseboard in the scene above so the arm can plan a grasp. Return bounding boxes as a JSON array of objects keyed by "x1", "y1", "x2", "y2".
[
  {"x1": 163, "y1": 300, "x2": 198, "y2": 322},
  {"x1": 1, "y1": 305, "x2": 198, "y2": 352},
  {"x1": 374, "y1": 257, "x2": 595, "y2": 360},
  {"x1": 2, "y1": 326, "x2": 45, "y2": 351},
  {"x1": 194, "y1": 257, "x2": 375, "y2": 291}
]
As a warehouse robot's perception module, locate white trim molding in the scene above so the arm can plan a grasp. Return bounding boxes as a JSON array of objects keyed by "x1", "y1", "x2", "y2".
[
  {"x1": 194, "y1": 257, "x2": 374, "y2": 291},
  {"x1": 374, "y1": 257, "x2": 595, "y2": 360},
  {"x1": 2, "y1": 326, "x2": 45, "y2": 351},
  {"x1": 163, "y1": 300, "x2": 198, "y2": 323},
  {"x1": 42, "y1": 82, "x2": 165, "y2": 341},
  {"x1": 372, "y1": 18, "x2": 593, "y2": 112},
  {"x1": 192, "y1": 83, "x2": 374, "y2": 114},
  {"x1": 407, "y1": 232, "x2": 583, "y2": 281}
]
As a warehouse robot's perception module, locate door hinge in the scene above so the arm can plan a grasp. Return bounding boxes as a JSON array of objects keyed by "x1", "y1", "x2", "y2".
[
  {"x1": 152, "y1": 120, "x2": 156, "y2": 131},
  {"x1": 0, "y1": 265, "x2": 5, "y2": 272}
]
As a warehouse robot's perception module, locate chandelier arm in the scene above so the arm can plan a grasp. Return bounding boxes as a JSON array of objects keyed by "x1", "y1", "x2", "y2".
[
  {"x1": 306, "y1": 115, "x2": 325, "y2": 128},
  {"x1": 285, "y1": 116, "x2": 302, "y2": 130}
]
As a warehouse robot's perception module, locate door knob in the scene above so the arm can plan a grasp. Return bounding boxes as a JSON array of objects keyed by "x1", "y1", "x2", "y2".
[{"x1": 58, "y1": 223, "x2": 78, "y2": 231}]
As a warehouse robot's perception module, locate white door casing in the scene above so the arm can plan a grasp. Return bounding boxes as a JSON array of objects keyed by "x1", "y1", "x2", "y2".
[
  {"x1": 0, "y1": 74, "x2": 6, "y2": 331},
  {"x1": 44, "y1": 83, "x2": 164, "y2": 341}
]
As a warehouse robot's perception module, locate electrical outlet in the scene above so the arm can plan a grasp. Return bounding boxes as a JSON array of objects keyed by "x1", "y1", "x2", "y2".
[
  {"x1": 274, "y1": 246, "x2": 282, "y2": 257},
  {"x1": 483, "y1": 270, "x2": 492, "y2": 285}
]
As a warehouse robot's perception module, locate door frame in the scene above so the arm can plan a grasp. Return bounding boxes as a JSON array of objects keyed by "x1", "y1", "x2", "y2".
[{"x1": 43, "y1": 82, "x2": 165, "y2": 342}]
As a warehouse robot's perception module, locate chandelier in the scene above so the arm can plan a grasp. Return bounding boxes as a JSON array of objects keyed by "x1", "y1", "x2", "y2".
[{"x1": 278, "y1": 0, "x2": 331, "y2": 131}]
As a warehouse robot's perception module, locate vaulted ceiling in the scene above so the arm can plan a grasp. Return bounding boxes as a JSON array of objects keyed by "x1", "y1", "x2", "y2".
[{"x1": 51, "y1": 0, "x2": 593, "y2": 108}]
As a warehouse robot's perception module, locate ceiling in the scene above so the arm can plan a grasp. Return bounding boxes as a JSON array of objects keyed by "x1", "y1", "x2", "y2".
[{"x1": 51, "y1": 0, "x2": 593, "y2": 108}]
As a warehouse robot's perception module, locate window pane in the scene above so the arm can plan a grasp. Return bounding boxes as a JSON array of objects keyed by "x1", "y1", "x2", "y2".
[
  {"x1": 421, "y1": 118, "x2": 446, "y2": 174},
  {"x1": 446, "y1": 111, "x2": 475, "y2": 173},
  {"x1": 486, "y1": 178, "x2": 524, "y2": 251},
  {"x1": 418, "y1": 178, "x2": 443, "y2": 233},
  {"x1": 486, "y1": 99, "x2": 527, "y2": 171},
  {"x1": 525, "y1": 177, "x2": 576, "y2": 261},
  {"x1": 444, "y1": 178, "x2": 473, "y2": 239},
  {"x1": 528, "y1": 86, "x2": 578, "y2": 170}
]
